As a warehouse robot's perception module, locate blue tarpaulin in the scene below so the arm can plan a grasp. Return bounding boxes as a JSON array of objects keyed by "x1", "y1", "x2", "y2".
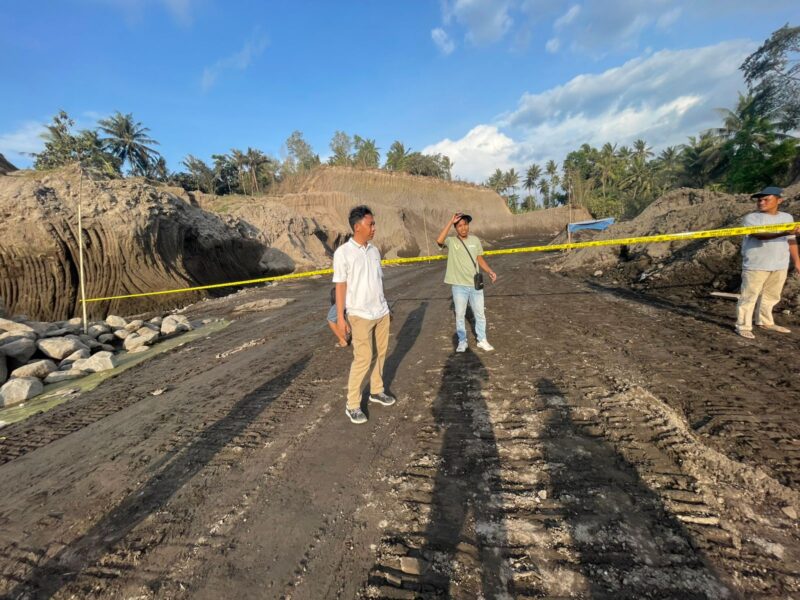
[{"x1": 567, "y1": 217, "x2": 615, "y2": 233}]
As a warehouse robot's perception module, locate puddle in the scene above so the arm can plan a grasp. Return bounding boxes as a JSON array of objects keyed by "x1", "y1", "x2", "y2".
[{"x1": 0, "y1": 319, "x2": 230, "y2": 426}]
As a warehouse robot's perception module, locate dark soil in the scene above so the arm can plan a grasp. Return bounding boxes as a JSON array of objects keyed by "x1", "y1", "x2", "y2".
[{"x1": 1, "y1": 238, "x2": 799, "y2": 599}]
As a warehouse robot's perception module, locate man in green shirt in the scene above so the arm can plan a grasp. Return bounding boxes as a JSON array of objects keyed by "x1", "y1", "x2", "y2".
[{"x1": 436, "y1": 212, "x2": 497, "y2": 352}]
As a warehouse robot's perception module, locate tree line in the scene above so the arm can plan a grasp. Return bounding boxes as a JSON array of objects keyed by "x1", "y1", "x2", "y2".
[
  {"x1": 486, "y1": 24, "x2": 800, "y2": 219},
  {"x1": 32, "y1": 117, "x2": 454, "y2": 195}
]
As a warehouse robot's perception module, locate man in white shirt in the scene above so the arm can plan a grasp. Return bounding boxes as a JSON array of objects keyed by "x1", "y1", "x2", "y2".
[
  {"x1": 333, "y1": 206, "x2": 396, "y2": 424},
  {"x1": 736, "y1": 186, "x2": 800, "y2": 339}
]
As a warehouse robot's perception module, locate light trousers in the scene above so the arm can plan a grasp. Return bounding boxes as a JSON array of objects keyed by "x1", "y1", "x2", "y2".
[
  {"x1": 736, "y1": 269, "x2": 788, "y2": 332},
  {"x1": 346, "y1": 313, "x2": 390, "y2": 410}
]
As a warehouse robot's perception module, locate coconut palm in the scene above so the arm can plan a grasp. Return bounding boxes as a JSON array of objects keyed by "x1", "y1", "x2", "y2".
[
  {"x1": 524, "y1": 163, "x2": 541, "y2": 210},
  {"x1": 97, "y1": 112, "x2": 161, "y2": 176}
]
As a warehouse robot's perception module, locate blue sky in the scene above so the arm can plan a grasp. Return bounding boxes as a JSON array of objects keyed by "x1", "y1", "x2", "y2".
[{"x1": 1, "y1": 0, "x2": 797, "y2": 182}]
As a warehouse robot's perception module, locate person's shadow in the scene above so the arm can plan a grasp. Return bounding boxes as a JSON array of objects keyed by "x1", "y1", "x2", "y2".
[{"x1": 418, "y1": 348, "x2": 514, "y2": 597}]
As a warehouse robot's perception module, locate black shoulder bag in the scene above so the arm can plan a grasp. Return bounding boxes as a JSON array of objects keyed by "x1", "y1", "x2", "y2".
[{"x1": 459, "y1": 238, "x2": 484, "y2": 290}]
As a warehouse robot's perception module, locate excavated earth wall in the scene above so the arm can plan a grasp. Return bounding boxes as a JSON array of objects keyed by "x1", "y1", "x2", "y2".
[
  {"x1": 554, "y1": 184, "x2": 800, "y2": 307},
  {"x1": 0, "y1": 168, "x2": 276, "y2": 321},
  {"x1": 1, "y1": 166, "x2": 586, "y2": 321}
]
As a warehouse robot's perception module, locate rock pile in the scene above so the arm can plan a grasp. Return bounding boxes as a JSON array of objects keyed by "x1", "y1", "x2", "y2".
[{"x1": 0, "y1": 313, "x2": 193, "y2": 408}]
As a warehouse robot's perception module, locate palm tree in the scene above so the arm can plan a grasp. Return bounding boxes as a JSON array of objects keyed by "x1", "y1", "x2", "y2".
[
  {"x1": 632, "y1": 138, "x2": 654, "y2": 161},
  {"x1": 487, "y1": 169, "x2": 505, "y2": 194},
  {"x1": 246, "y1": 147, "x2": 267, "y2": 194},
  {"x1": 97, "y1": 112, "x2": 161, "y2": 176},
  {"x1": 597, "y1": 144, "x2": 617, "y2": 199},
  {"x1": 538, "y1": 179, "x2": 550, "y2": 208},
  {"x1": 385, "y1": 141, "x2": 410, "y2": 171},
  {"x1": 545, "y1": 160, "x2": 560, "y2": 205},
  {"x1": 524, "y1": 163, "x2": 541, "y2": 210}
]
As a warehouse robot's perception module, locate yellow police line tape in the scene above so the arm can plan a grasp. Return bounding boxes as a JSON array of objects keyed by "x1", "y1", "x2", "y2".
[{"x1": 83, "y1": 222, "x2": 800, "y2": 303}]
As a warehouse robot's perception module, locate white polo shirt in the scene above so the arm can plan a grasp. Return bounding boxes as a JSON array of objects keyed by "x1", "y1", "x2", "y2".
[{"x1": 332, "y1": 238, "x2": 390, "y2": 320}]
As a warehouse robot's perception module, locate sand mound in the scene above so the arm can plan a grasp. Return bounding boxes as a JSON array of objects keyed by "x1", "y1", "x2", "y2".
[
  {"x1": 0, "y1": 154, "x2": 17, "y2": 176},
  {"x1": 202, "y1": 167, "x2": 591, "y2": 260},
  {"x1": 0, "y1": 167, "x2": 286, "y2": 320},
  {"x1": 554, "y1": 184, "x2": 800, "y2": 305}
]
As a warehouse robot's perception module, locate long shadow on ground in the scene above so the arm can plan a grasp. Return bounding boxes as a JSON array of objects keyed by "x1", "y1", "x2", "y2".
[
  {"x1": 538, "y1": 378, "x2": 735, "y2": 599},
  {"x1": 8, "y1": 355, "x2": 310, "y2": 600},
  {"x1": 419, "y1": 349, "x2": 515, "y2": 597},
  {"x1": 383, "y1": 301, "x2": 428, "y2": 391}
]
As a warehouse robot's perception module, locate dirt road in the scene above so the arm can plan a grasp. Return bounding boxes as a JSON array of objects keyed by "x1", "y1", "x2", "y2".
[{"x1": 1, "y1": 243, "x2": 799, "y2": 599}]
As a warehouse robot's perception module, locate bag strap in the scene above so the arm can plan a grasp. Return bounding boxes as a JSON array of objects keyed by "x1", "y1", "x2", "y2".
[{"x1": 458, "y1": 237, "x2": 479, "y2": 273}]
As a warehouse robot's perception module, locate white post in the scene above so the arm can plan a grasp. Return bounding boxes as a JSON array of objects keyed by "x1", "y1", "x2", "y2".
[
  {"x1": 422, "y1": 205, "x2": 431, "y2": 262},
  {"x1": 77, "y1": 163, "x2": 88, "y2": 334}
]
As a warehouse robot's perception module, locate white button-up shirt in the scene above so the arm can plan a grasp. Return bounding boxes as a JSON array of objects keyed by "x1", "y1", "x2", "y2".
[{"x1": 332, "y1": 239, "x2": 390, "y2": 320}]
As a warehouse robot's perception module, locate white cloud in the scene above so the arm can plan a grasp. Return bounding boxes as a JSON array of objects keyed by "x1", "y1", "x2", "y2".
[
  {"x1": 422, "y1": 125, "x2": 518, "y2": 182},
  {"x1": 431, "y1": 28, "x2": 455, "y2": 55},
  {"x1": 553, "y1": 4, "x2": 580, "y2": 29},
  {"x1": 422, "y1": 40, "x2": 756, "y2": 182},
  {"x1": 656, "y1": 7, "x2": 682, "y2": 29},
  {"x1": 545, "y1": 37, "x2": 560, "y2": 53},
  {"x1": 0, "y1": 121, "x2": 47, "y2": 167},
  {"x1": 443, "y1": 0, "x2": 515, "y2": 45},
  {"x1": 201, "y1": 32, "x2": 268, "y2": 92}
]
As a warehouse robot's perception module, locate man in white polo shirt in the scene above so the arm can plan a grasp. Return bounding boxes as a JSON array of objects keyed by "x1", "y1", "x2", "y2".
[{"x1": 333, "y1": 205, "x2": 396, "y2": 424}]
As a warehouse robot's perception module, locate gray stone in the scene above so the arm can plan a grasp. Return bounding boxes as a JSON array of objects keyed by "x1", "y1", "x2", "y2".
[
  {"x1": 0, "y1": 318, "x2": 35, "y2": 335},
  {"x1": 114, "y1": 329, "x2": 131, "y2": 340},
  {"x1": 161, "y1": 314, "x2": 192, "y2": 336},
  {"x1": 59, "y1": 349, "x2": 91, "y2": 369},
  {"x1": 149, "y1": 316, "x2": 163, "y2": 326},
  {"x1": 124, "y1": 319, "x2": 144, "y2": 332},
  {"x1": 136, "y1": 326, "x2": 160, "y2": 343},
  {"x1": 36, "y1": 336, "x2": 90, "y2": 360},
  {"x1": 123, "y1": 333, "x2": 143, "y2": 350},
  {"x1": 44, "y1": 370, "x2": 87, "y2": 384},
  {"x1": 0, "y1": 377, "x2": 43, "y2": 406},
  {"x1": 23, "y1": 321, "x2": 54, "y2": 336},
  {"x1": 1, "y1": 338, "x2": 37, "y2": 363},
  {"x1": 41, "y1": 327, "x2": 73, "y2": 338},
  {"x1": 87, "y1": 323, "x2": 111, "y2": 338},
  {"x1": 99, "y1": 343, "x2": 115, "y2": 352},
  {"x1": 83, "y1": 338, "x2": 102, "y2": 350},
  {"x1": 105, "y1": 315, "x2": 127, "y2": 329},
  {"x1": 128, "y1": 344, "x2": 150, "y2": 354},
  {"x1": 67, "y1": 317, "x2": 83, "y2": 327},
  {"x1": 98, "y1": 333, "x2": 116, "y2": 344},
  {"x1": 0, "y1": 331, "x2": 37, "y2": 344},
  {"x1": 72, "y1": 351, "x2": 117, "y2": 373},
  {"x1": 10, "y1": 359, "x2": 57, "y2": 379},
  {"x1": 399, "y1": 557, "x2": 426, "y2": 576}
]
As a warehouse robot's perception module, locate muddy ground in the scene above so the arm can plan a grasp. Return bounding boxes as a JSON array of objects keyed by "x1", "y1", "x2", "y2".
[{"x1": 1, "y1": 237, "x2": 799, "y2": 599}]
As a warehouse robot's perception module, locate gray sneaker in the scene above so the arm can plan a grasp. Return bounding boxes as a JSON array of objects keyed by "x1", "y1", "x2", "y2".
[
  {"x1": 345, "y1": 407, "x2": 368, "y2": 424},
  {"x1": 369, "y1": 391, "x2": 396, "y2": 406}
]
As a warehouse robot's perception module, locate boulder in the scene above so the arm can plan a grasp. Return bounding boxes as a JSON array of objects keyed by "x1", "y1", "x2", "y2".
[
  {"x1": 87, "y1": 323, "x2": 111, "y2": 338},
  {"x1": 136, "y1": 326, "x2": 160, "y2": 344},
  {"x1": 1, "y1": 338, "x2": 37, "y2": 363},
  {"x1": 59, "y1": 348, "x2": 91, "y2": 368},
  {"x1": 124, "y1": 319, "x2": 145, "y2": 332},
  {"x1": 0, "y1": 377, "x2": 43, "y2": 406},
  {"x1": 0, "y1": 331, "x2": 37, "y2": 344},
  {"x1": 44, "y1": 370, "x2": 87, "y2": 384},
  {"x1": 149, "y1": 316, "x2": 163, "y2": 326},
  {"x1": 23, "y1": 321, "x2": 55, "y2": 336},
  {"x1": 41, "y1": 327, "x2": 73, "y2": 338},
  {"x1": 114, "y1": 329, "x2": 130, "y2": 340},
  {"x1": 10, "y1": 359, "x2": 57, "y2": 379},
  {"x1": 72, "y1": 351, "x2": 117, "y2": 373},
  {"x1": 99, "y1": 343, "x2": 115, "y2": 352},
  {"x1": 98, "y1": 333, "x2": 116, "y2": 344},
  {"x1": 36, "y1": 336, "x2": 90, "y2": 360},
  {"x1": 105, "y1": 315, "x2": 127, "y2": 329},
  {"x1": 123, "y1": 327, "x2": 159, "y2": 350},
  {"x1": 0, "y1": 318, "x2": 36, "y2": 335},
  {"x1": 66, "y1": 317, "x2": 83, "y2": 327},
  {"x1": 161, "y1": 314, "x2": 193, "y2": 336}
]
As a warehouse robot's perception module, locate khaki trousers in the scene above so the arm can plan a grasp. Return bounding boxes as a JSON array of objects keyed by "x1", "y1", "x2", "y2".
[
  {"x1": 736, "y1": 269, "x2": 788, "y2": 332},
  {"x1": 347, "y1": 313, "x2": 390, "y2": 410}
]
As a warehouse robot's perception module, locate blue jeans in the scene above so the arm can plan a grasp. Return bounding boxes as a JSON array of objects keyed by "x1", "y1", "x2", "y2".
[{"x1": 451, "y1": 285, "x2": 486, "y2": 343}]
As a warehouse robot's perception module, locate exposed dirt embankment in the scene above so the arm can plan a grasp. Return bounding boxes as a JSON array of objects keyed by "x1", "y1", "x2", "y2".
[
  {"x1": 0, "y1": 168, "x2": 280, "y2": 321},
  {"x1": 202, "y1": 167, "x2": 590, "y2": 260},
  {"x1": 554, "y1": 184, "x2": 800, "y2": 306}
]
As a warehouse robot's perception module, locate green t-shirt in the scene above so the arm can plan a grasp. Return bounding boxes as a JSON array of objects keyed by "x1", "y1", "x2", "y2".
[{"x1": 441, "y1": 235, "x2": 484, "y2": 286}]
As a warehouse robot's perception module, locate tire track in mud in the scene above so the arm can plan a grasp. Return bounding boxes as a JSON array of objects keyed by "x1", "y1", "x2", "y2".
[{"x1": 364, "y1": 260, "x2": 800, "y2": 599}]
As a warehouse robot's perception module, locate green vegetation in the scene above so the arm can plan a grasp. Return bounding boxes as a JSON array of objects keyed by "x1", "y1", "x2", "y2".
[{"x1": 487, "y1": 25, "x2": 800, "y2": 219}]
